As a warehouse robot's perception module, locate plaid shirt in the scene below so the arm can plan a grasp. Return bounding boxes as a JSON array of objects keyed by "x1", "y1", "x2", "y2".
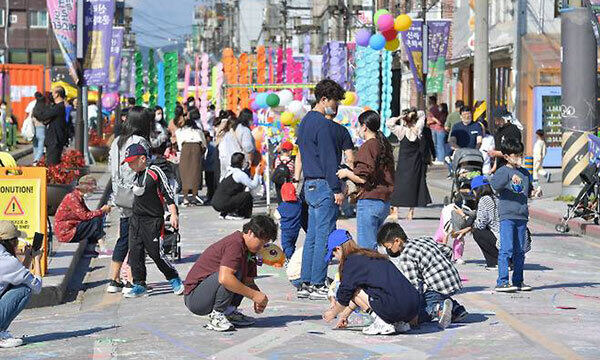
[{"x1": 390, "y1": 237, "x2": 462, "y2": 295}]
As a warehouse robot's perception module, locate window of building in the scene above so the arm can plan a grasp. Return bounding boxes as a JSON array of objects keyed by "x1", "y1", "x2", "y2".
[
  {"x1": 9, "y1": 49, "x2": 27, "y2": 64},
  {"x1": 0, "y1": 9, "x2": 5, "y2": 27},
  {"x1": 29, "y1": 10, "x2": 48, "y2": 28},
  {"x1": 52, "y1": 49, "x2": 65, "y2": 66},
  {"x1": 30, "y1": 50, "x2": 48, "y2": 65}
]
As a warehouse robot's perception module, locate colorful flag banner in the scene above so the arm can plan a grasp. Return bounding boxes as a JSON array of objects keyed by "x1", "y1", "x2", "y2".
[
  {"x1": 47, "y1": 0, "x2": 78, "y2": 83},
  {"x1": 82, "y1": 0, "x2": 115, "y2": 86},
  {"x1": 426, "y1": 20, "x2": 451, "y2": 94},
  {"x1": 400, "y1": 20, "x2": 424, "y2": 93},
  {"x1": 106, "y1": 27, "x2": 123, "y2": 93}
]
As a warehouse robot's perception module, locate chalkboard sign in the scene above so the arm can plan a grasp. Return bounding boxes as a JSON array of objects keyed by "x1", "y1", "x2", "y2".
[{"x1": 541, "y1": 94, "x2": 562, "y2": 148}]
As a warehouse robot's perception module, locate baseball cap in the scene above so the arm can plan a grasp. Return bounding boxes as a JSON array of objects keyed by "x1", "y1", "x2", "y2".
[
  {"x1": 324, "y1": 229, "x2": 353, "y2": 262},
  {"x1": 0, "y1": 220, "x2": 27, "y2": 240},
  {"x1": 121, "y1": 143, "x2": 148, "y2": 164},
  {"x1": 470, "y1": 175, "x2": 490, "y2": 191},
  {"x1": 281, "y1": 141, "x2": 293, "y2": 152},
  {"x1": 281, "y1": 182, "x2": 297, "y2": 202}
]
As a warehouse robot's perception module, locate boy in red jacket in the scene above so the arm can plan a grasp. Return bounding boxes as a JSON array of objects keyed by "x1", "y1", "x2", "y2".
[{"x1": 54, "y1": 175, "x2": 111, "y2": 257}]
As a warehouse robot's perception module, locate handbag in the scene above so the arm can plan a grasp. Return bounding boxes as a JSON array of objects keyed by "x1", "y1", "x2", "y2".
[
  {"x1": 113, "y1": 145, "x2": 135, "y2": 209},
  {"x1": 21, "y1": 116, "x2": 35, "y2": 141}
]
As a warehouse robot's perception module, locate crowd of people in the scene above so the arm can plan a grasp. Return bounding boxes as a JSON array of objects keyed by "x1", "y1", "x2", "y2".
[{"x1": 0, "y1": 79, "x2": 546, "y2": 347}]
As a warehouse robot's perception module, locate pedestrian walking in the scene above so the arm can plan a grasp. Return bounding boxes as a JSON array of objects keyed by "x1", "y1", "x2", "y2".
[
  {"x1": 427, "y1": 96, "x2": 446, "y2": 165},
  {"x1": 26, "y1": 92, "x2": 46, "y2": 165},
  {"x1": 203, "y1": 132, "x2": 218, "y2": 204},
  {"x1": 488, "y1": 106, "x2": 522, "y2": 171},
  {"x1": 218, "y1": 112, "x2": 243, "y2": 181},
  {"x1": 449, "y1": 106, "x2": 482, "y2": 150},
  {"x1": 33, "y1": 86, "x2": 69, "y2": 165},
  {"x1": 336, "y1": 110, "x2": 394, "y2": 249},
  {"x1": 176, "y1": 114, "x2": 207, "y2": 207},
  {"x1": 532, "y1": 129, "x2": 550, "y2": 196},
  {"x1": 387, "y1": 109, "x2": 432, "y2": 220}
]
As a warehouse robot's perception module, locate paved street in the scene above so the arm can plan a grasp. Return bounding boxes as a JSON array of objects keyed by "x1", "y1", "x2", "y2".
[{"x1": 4, "y1": 180, "x2": 600, "y2": 360}]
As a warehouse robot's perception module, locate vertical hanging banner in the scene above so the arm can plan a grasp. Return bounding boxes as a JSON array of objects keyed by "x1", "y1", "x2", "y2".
[
  {"x1": 426, "y1": 20, "x2": 451, "y2": 94},
  {"x1": 194, "y1": 54, "x2": 200, "y2": 106},
  {"x1": 47, "y1": 0, "x2": 78, "y2": 83},
  {"x1": 183, "y1": 64, "x2": 191, "y2": 100},
  {"x1": 401, "y1": 19, "x2": 424, "y2": 93},
  {"x1": 106, "y1": 27, "x2": 123, "y2": 93},
  {"x1": 82, "y1": 0, "x2": 115, "y2": 86}
]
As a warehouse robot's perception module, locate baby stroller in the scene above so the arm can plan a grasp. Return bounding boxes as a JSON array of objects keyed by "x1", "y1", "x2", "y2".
[
  {"x1": 162, "y1": 212, "x2": 181, "y2": 261},
  {"x1": 444, "y1": 148, "x2": 484, "y2": 206},
  {"x1": 555, "y1": 138, "x2": 600, "y2": 233}
]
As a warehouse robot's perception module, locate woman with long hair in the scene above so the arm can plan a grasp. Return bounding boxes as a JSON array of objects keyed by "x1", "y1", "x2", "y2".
[
  {"x1": 0, "y1": 221, "x2": 42, "y2": 348},
  {"x1": 233, "y1": 108, "x2": 257, "y2": 164},
  {"x1": 176, "y1": 114, "x2": 207, "y2": 206},
  {"x1": 322, "y1": 229, "x2": 420, "y2": 335},
  {"x1": 387, "y1": 108, "x2": 432, "y2": 220},
  {"x1": 337, "y1": 110, "x2": 395, "y2": 249},
  {"x1": 107, "y1": 106, "x2": 152, "y2": 294},
  {"x1": 150, "y1": 105, "x2": 169, "y2": 155},
  {"x1": 217, "y1": 111, "x2": 243, "y2": 181}
]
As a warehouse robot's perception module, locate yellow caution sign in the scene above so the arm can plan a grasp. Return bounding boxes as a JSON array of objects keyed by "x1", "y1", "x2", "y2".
[{"x1": 0, "y1": 167, "x2": 48, "y2": 275}]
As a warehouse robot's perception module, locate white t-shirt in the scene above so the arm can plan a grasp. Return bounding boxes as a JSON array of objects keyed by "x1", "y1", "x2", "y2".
[{"x1": 480, "y1": 135, "x2": 495, "y2": 175}]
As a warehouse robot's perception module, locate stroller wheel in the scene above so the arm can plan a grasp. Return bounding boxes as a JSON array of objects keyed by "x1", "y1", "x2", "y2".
[
  {"x1": 595, "y1": 217, "x2": 599, "y2": 225},
  {"x1": 555, "y1": 224, "x2": 569, "y2": 233}
]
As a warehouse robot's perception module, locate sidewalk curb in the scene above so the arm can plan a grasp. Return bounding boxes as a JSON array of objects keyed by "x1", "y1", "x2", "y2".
[
  {"x1": 529, "y1": 207, "x2": 600, "y2": 238},
  {"x1": 26, "y1": 171, "x2": 112, "y2": 308},
  {"x1": 9, "y1": 145, "x2": 33, "y2": 160}
]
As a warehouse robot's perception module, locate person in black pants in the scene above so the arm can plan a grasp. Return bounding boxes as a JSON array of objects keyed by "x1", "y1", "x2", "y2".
[
  {"x1": 33, "y1": 86, "x2": 68, "y2": 165},
  {"x1": 211, "y1": 153, "x2": 261, "y2": 220},
  {"x1": 121, "y1": 143, "x2": 185, "y2": 298}
]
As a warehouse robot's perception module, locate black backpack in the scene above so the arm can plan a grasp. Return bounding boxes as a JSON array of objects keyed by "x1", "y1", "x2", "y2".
[{"x1": 272, "y1": 159, "x2": 292, "y2": 186}]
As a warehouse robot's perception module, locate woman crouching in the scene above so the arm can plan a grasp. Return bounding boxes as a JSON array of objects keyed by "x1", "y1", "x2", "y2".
[{"x1": 322, "y1": 229, "x2": 420, "y2": 335}]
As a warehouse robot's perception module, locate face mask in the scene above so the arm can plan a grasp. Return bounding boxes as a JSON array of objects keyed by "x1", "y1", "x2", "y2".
[
  {"x1": 132, "y1": 169, "x2": 148, "y2": 196},
  {"x1": 386, "y1": 247, "x2": 401, "y2": 258},
  {"x1": 325, "y1": 106, "x2": 336, "y2": 116},
  {"x1": 155, "y1": 115, "x2": 163, "y2": 122}
]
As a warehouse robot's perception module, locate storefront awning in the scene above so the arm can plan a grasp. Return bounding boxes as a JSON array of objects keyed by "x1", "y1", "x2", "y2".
[{"x1": 446, "y1": 45, "x2": 513, "y2": 69}]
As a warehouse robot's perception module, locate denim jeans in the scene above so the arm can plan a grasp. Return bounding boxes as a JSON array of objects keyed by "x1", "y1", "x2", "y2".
[
  {"x1": 497, "y1": 219, "x2": 528, "y2": 286},
  {"x1": 112, "y1": 217, "x2": 130, "y2": 263},
  {"x1": 279, "y1": 201, "x2": 308, "y2": 259},
  {"x1": 432, "y1": 130, "x2": 447, "y2": 162},
  {"x1": 419, "y1": 290, "x2": 464, "y2": 322},
  {"x1": 356, "y1": 199, "x2": 390, "y2": 249},
  {"x1": 33, "y1": 126, "x2": 46, "y2": 162},
  {"x1": 0, "y1": 284, "x2": 32, "y2": 331},
  {"x1": 301, "y1": 179, "x2": 338, "y2": 286}
]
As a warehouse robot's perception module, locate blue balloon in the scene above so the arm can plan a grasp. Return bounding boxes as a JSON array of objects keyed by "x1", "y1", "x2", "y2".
[{"x1": 256, "y1": 93, "x2": 269, "y2": 108}]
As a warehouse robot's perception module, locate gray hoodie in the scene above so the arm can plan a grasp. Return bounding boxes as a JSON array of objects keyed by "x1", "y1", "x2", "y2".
[
  {"x1": 0, "y1": 244, "x2": 42, "y2": 296},
  {"x1": 489, "y1": 165, "x2": 532, "y2": 221}
]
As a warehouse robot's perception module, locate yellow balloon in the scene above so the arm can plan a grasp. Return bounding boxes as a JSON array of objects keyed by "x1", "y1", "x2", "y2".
[
  {"x1": 341, "y1": 91, "x2": 356, "y2": 106},
  {"x1": 281, "y1": 111, "x2": 295, "y2": 126},
  {"x1": 385, "y1": 38, "x2": 400, "y2": 51},
  {"x1": 394, "y1": 14, "x2": 412, "y2": 32}
]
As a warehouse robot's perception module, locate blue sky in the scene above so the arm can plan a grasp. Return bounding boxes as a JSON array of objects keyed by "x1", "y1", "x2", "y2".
[{"x1": 127, "y1": 0, "x2": 265, "y2": 51}]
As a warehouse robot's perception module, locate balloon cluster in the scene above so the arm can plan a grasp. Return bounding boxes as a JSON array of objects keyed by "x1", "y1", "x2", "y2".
[
  {"x1": 199, "y1": 53, "x2": 210, "y2": 129},
  {"x1": 286, "y1": 48, "x2": 303, "y2": 100},
  {"x1": 380, "y1": 51, "x2": 393, "y2": 126},
  {"x1": 251, "y1": 89, "x2": 294, "y2": 110},
  {"x1": 276, "y1": 48, "x2": 284, "y2": 84},
  {"x1": 354, "y1": 46, "x2": 380, "y2": 111},
  {"x1": 212, "y1": 62, "x2": 223, "y2": 112},
  {"x1": 341, "y1": 91, "x2": 359, "y2": 106},
  {"x1": 257, "y1": 46, "x2": 267, "y2": 85},
  {"x1": 355, "y1": 11, "x2": 412, "y2": 51},
  {"x1": 239, "y1": 53, "x2": 251, "y2": 108},
  {"x1": 321, "y1": 42, "x2": 347, "y2": 90},
  {"x1": 222, "y1": 48, "x2": 238, "y2": 111},
  {"x1": 302, "y1": 35, "x2": 311, "y2": 99}
]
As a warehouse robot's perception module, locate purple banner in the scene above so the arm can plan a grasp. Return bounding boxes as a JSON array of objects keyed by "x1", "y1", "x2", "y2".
[
  {"x1": 82, "y1": 0, "x2": 115, "y2": 86},
  {"x1": 106, "y1": 27, "x2": 123, "y2": 92},
  {"x1": 427, "y1": 20, "x2": 451, "y2": 94},
  {"x1": 401, "y1": 20, "x2": 424, "y2": 92},
  {"x1": 47, "y1": 0, "x2": 78, "y2": 83}
]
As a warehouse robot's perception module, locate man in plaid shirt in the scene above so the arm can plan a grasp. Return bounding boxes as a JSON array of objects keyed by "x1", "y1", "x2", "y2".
[{"x1": 377, "y1": 222, "x2": 468, "y2": 329}]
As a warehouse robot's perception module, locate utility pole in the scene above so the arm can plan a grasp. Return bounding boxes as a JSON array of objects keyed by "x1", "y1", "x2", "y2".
[
  {"x1": 282, "y1": 0, "x2": 288, "y2": 49},
  {"x1": 560, "y1": 5, "x2": 597, "y2": 196},
  {"x1": 420, "y1": 0, "x2": 428, "y2": 110},
  {"x1": 75, "y1": 0, "x2": 85, "y2": 155},
  {"x1": 512, "y1": 0, "x2": 526, "y2": 121},
  {"x1": 473, "y1": 0, "x2": 489, "y2": 116}
]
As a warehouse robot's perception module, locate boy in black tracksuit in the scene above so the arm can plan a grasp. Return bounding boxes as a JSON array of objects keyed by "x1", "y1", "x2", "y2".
[{"x1": 122, "y1": 143, "x2": 185, "y2": 298}]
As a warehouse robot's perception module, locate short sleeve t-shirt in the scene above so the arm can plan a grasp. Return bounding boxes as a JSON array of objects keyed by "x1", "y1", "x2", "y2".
[
  {"x1": 334, "y1": 122, "x2": 354, "y2": 155},
  {"x1": 183, "y1": 231, "x2": 257, "y2": 294},
  {"x1": 451, "y1": 121, "x2": 483, "y2": 149}
]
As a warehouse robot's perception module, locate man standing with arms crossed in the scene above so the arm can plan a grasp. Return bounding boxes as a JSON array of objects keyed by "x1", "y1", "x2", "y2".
[{"x1": 293, "y1": 79, "x2": 346, "y2": 300}]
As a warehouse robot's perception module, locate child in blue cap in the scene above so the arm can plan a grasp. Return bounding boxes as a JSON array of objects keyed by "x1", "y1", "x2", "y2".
[{"x1": 322, "y1": 229, "x2": 420, "y2": 335}]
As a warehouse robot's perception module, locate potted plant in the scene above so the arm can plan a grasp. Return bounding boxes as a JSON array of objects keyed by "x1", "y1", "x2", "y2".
[
  {"x1": 38, "y1": 149, "x2": 86, "y2": 216},
  {"x1": 88, "y1": 130, "x2": 110, "y2": 162}
]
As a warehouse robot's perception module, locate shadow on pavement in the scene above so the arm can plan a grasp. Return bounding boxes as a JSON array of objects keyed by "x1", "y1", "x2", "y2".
[
  {"x1": 23, "y1": 325, "x2": 119, "y2": 344},
  {"x1": 523, "y1": 263, "x2": 553, "y2": 271},
  {"x1": 81, "y1": 279, "x2": 111, "y2": 291},
  {"x1": 530, "y1": 282, "x2": 600, "y2": 291},
  {"x1": 532, "y1": 232, "x2": 580, "y2": 238},
  {"x1": 176, "y1": 253, "x2": 200, "y2": 264},
  {"x1": 461, "y1": 286, "x2": 488, "y2": 293},
  {"x1": 254, "y1": 315, "x2": 323, "y2": 328}
]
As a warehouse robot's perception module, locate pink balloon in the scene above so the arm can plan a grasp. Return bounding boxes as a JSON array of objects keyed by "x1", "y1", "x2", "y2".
[
  {"x1": 101, "y1": 92, "x2": 119, "y2": 111},
  {"x1": 377, "y1": 14, "x2": 394, "y2": 32}
]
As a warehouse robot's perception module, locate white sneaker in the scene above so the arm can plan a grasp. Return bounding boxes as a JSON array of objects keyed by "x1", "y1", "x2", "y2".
[
  {"x1": 432, "y1": 160, "x2": 445, "y2": 166},
  {"x1": 454, "y1": 258, "x2": 465, "y2": 265},
  {"x1": 437, "y1": 299, "x2": 453, "y2": 329},
  {"x1": 0, "y1": 331, "x2": 23, "y2": 348},
  {"x1": 394, "y1": 321, "x2": 411, "y2": 333},
  {"x1": 225, "y1": 214, "x2": 244, "y2": 220},
  {"x1": 362, "y1": 314, "x2": 396, "y2": 335},
  {"x1": 205, "y1": 310, "x2": 234, "y2": 332}
]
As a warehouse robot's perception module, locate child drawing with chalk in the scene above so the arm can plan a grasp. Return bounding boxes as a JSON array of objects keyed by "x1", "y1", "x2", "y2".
[{"x1": 322, "y1": 229, "x2": 420, "y2": 335}]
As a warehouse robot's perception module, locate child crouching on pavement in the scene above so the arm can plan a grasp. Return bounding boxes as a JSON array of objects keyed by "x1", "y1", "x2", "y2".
[
  {"x1": 322, "y1": 229, "x2": 420, "y2": 335},
  {"x1": 183, "y1": 215, "x2": 277, "y2": 332},
  {"x1": 122, "y1": 143, "x2": 185, "y2": 298},
  {"x1": 377, "y1": 222, "x2": 467, "y2": 329}
]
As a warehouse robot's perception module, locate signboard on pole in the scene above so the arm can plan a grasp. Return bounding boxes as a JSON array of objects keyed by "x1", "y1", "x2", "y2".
[
  {"x1": 47, "y1": 0, "x2": 79, "y2": 83},
  {"x1": 82, "y1": 0, "x2": 115, "y2": 86},
  {"x1": 0, "y1": 167, "x2": 48, "y2": 275}
]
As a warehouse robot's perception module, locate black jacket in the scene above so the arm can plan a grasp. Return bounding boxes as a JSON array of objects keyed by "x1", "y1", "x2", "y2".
[{"x1": 33, "y1": 101, "x2": 68, "y2": 147}]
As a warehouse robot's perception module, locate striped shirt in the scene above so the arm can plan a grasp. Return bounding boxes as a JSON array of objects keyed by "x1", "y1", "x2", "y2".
[
  {"x1": 473, "y1": 195, "x2": 500, "y2": 241},
  {"x1": 389, "y1": 237, "x2": 462, "y2": 295}
]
